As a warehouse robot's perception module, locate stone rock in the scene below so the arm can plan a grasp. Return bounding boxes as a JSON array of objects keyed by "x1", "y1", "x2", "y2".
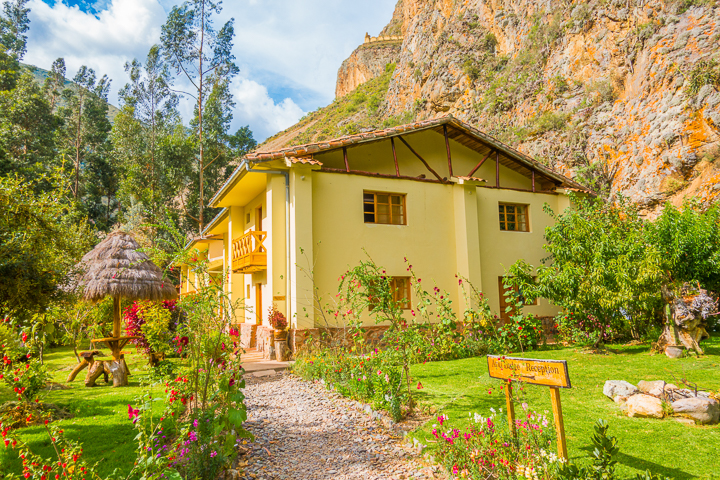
[
  {"x1": 638, "y1": 380, "x2": 669, "y2": 397},
  {"x1": 675, "y1": 389, "x2": 710, "y2": 399},
  {"x1": 671, "y1": 397, "x2": 720, "y2": 424},
  {"x1": 603, "y1": 380, "x2": 639, "y2": 399},
  {"x1": 627, "y1": 394, "x2": 664, "y2": 419}
]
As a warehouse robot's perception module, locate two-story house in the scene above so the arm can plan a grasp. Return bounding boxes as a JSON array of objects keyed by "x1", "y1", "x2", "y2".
[{"x1": 179, "y1": 115, "x2": 590, "y2": 353}]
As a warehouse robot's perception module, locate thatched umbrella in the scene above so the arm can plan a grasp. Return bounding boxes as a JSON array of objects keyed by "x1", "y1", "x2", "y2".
[
  {"x1": 79, "y1": 231, "x2": 177, "y2": 338},
  {"x1": 74, "y1": 231, "x2": 177, "y2": 386}
]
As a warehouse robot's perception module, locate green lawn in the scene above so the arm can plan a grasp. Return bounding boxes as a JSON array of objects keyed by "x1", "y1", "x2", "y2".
[
  {"x1": 0, "y1": 346, "x2": 169, "y2": 478},
  {"x1": 411, "y1": 336, "x2": 720, "y2": 479}
]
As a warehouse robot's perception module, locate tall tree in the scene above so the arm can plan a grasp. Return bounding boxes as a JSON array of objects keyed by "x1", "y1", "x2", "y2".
[
  {"x1": 43, "y1": 57, "x2": 65, "y2": 112},
  {"x1": 187, "y1": 75, "x2": 256, "y2": 227},
  {"x1": 0, "y1": 0, "x2": 30, "y2": 60},
  {"x1": 160, "y1": 0, "x2": 238, "y2": 231},
  {"x1": 113, "y1": 45, "x2": 193, "y2": 229},
  {"x1": 0, "y1": 72, "x2": 57, "y2": 179},
  {"x1": 58, "y1": 66, "x2": 112, "y2": 200}
]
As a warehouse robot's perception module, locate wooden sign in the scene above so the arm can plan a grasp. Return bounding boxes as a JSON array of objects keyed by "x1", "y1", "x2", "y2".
[
  {"x1": 487, "y1": 355, "x2": 571, "y2": 460},
  {"x1": 487, "y1": 355, "x2": 571, "y2": 388}
]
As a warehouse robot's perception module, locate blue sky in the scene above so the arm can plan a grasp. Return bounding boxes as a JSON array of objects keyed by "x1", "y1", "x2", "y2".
[{"x1": 25, "y1": 0, "x2": 397, "y2": 140}]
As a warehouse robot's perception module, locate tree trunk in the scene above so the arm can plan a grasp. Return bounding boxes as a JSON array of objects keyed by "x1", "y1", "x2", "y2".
[
  {"x1": 657, "y1": 283, "x2": 715, "y2": 356},
  {"x1": 104, "y1": 358, "x2": 129, "y2": 387},
  {"x1": 67, "y1": 359, "x2": 89, "y2": 382},
  {"x1": 85, "y1": 361, "x2": 105, "y2": 387}
]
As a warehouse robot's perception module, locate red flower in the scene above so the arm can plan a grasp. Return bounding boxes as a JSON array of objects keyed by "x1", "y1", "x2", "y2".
[
  {"x1": 127, "y1": 404, "x2": 140, "y2": 420},
  {"x1": 417, "y1": 382, "x2": 424, "y2": 389}
]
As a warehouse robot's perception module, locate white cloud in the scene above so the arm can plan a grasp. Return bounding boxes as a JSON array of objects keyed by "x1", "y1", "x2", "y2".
[
  {"x1": 230, "y1": 78, "x2": 304, "y2": 140},
  {"x1": 22, "y1": 0, "x2": 398, "y2": 141},
  {"x1": 25, "y1": 0, "x2": 165, "y2": 93}
]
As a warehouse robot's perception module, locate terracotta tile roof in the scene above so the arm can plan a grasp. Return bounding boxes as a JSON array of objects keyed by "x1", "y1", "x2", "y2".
[
  {"x1": 455, "y1": 176, "x2": 486, "y2": 182},
  {"x1": 248, "y1": 115, "x2": 592, "y2": 193},
  {"x1": 287, "y1": 156, "x2": 323, "y2": 166}
]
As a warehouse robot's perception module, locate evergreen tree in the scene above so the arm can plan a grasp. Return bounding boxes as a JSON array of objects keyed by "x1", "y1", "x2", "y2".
[
  {"x1": 0, "y1": 0, "x2": 30, "y2": 60},
  {"x1": 187, "y1": 75, "x2": 255, "y2": 228},
  {"x1": 160, "y1": 0, "x2": 238, "y2": 231},
  {"x1": 0, "y1": 72, "x2": 58, "y2": 179},
  {"x1": 113, "y1": 45, "x2": 193, "y2": 229},
  {"x1": 43, "y1": 57, "x2": 66, "y2": 112}
]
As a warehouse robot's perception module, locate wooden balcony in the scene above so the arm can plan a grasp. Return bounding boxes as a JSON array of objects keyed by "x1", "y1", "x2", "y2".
[{"x1": 232, "y1": 231, "x2": 267, "y2": 273}]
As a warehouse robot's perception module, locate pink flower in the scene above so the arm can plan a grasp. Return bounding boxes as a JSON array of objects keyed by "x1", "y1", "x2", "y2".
[
  {"x1": 229, "y1": 327, "x2": 239, "y2": 336},
  {"x1": 128, "y1": 405, "x2": 140, "y2": 421},
  {"x1": 210, "y1": 451, "x2": 217, "y2": 458},
  {"x1": 417, "y1": 382, "x2": 423, "y2": 389}
]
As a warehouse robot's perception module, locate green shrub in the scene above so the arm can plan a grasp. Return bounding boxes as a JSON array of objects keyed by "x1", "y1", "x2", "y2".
[
  {"x1": 685, "y1": 59, "x2": 720, "y2": 96},
  {"x1": 531, "y1": 111, "x2": 569, "y2": 135}
]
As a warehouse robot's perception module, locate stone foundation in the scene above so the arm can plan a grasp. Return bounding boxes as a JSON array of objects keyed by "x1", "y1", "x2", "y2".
[
  {"x1": 287, "y1": 317, "x2": 558, "y2": 358},
  {"x1": 238, "y1": 323, "x2": 258, "y2": 349}
]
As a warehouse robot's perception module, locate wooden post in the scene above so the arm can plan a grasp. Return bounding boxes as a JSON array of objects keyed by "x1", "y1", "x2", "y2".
[
  {"x1": 343, "y1": 147, "x2": 349, "y2": 172},
  {"x1": 112, "y1": 296, "x2": 121, "y2": 338},
  {"x1": 443, "y1": 124, "x2": 453, "y2": 177},
  {"x1": 391, "y1": 137, "x2": 400, "y2": 177},
  {"x1": 495, "y1": 151, "x2": 500, "y2": 187},
  {"x1": 505, "y1": 381, "x2": 516, "y2": 437},
  {"x1": 397, "y1": 136, "x2": 445, "y2": 182},
  {"x1": 550, "y1": 387, "x2": 568, "y2": 460},
  {"x1": 468, "y1": 150, "x2": 493, "y2": 178},
  {"x1": 532, "y1": 170, "x2": 536, "y2": 192}
]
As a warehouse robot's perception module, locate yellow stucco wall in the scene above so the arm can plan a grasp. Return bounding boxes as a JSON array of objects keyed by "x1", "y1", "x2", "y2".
[{"x1": 202, "y1": 129, "x2": 578, "y2": 331}]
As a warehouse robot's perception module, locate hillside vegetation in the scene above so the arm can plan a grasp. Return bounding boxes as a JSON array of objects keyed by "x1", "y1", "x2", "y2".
[{"x1": 261, "y1": 0, "x2": 720, "y2": 213}]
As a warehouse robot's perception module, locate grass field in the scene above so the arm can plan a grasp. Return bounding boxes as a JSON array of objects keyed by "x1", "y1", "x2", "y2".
[
  {"x1": 410, "y1": 336, "x2": 720, "y2": 479},
  {"x1": 0, "y1": 346, "x2": 169, "y2": 478},
  {"x1": 3, "y1": 339, "x2": 720, "y2": 479}
]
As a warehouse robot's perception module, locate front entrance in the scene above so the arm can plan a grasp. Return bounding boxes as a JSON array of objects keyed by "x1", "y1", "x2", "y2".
[{"x1": 255, "y1": 282, "x2": 262, "y2": 324}]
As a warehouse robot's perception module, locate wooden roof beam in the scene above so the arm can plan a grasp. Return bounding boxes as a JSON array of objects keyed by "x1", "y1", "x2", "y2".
[{"x1": 397, "y1": 135, "x2": 445, "y2": 183}]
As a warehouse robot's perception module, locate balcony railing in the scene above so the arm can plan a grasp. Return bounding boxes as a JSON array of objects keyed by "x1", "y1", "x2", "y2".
[{"x1": 232, "y1": 231, "x2": 267, "y2": 273}]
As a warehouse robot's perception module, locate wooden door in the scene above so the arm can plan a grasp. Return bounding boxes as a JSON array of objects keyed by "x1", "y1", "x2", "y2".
[
  {"x1": 255, "y1": 283, "x2": 262, "y2": 324},
  {"x1": 255, "y1": 206, "x2": 262, "y2": 231}
]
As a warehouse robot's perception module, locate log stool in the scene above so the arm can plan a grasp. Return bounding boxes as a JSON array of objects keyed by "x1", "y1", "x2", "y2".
[{"x1": 67, "y1": 351, "x2": 101, "y2": 383}]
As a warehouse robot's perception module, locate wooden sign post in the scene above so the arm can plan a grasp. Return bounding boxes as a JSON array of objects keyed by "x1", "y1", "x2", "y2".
[{"x1": 487, "y1": 355, "x2": 571, "y2": 460}]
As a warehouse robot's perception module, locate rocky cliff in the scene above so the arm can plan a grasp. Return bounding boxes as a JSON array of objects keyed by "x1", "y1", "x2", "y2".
[{"x1": 264, "y1": 0, "x2": 720, "y2": 212}]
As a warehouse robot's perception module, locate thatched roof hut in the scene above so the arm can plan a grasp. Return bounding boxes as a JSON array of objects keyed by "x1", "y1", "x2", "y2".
[
  {"x1": 79, "y1": 231, "x2": 177, "y2": 303},
  {"x1": 78, "y1": 231, "x2": 177, "y2": 339}
]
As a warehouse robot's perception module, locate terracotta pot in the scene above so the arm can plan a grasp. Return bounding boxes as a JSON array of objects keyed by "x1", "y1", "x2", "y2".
[{"x1": 273, "y1": 329, "x2": 287, "y2": 341}]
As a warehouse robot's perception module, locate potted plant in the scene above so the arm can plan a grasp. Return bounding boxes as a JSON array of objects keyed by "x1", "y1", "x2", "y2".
[
  {"x1": 268, "y1": 304, "x2": 288, "y2": 339},
  {"x1": 268, "y1": 304, "x2": 289, "y2": 360}
]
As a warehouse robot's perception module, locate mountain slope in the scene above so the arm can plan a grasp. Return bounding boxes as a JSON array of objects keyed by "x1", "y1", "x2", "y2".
[
  {"x1": 22, "y1": 63, "x2": 121, "y2": 123},
  {"x1": 261, "y1": 0, "x2": 720, "y2": 213}
]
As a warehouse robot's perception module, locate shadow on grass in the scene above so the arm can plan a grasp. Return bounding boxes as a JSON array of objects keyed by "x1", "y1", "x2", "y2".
[{"x1": 577, "y1": 442, "x2": 695, "y2": 479}]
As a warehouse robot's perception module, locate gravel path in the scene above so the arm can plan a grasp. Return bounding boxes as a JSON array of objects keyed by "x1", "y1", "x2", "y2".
[{"x1": 237, "y1": 373, "x2": 438, "y2": 480}]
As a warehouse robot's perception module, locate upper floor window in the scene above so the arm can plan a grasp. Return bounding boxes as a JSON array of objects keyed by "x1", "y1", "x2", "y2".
[
  {"x1": 364, "y1": 191, "x2": 406, "y2": 225},
  {"x1": 499, "y1": 203, "x2": 529, "y2": 232}
]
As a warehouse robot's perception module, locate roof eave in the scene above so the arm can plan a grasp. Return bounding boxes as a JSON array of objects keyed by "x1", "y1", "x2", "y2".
[{"x1": 208, "y1": 160, "x2": 249, "y2": 207}]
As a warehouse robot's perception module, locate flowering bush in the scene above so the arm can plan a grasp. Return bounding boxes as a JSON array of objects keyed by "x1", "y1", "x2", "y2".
[
  {"x1": 1, "y1": 324, "x2": 48, "y2": 408},
  {"x1": 294, "y1": 347, "x2": 407, "y2": 421},
  {"x1": 125, "y1": 300, "x2": 178, "y2": 358},
  {"x1": 431, "y1": 405, "x2": 558, "y2": 479}
]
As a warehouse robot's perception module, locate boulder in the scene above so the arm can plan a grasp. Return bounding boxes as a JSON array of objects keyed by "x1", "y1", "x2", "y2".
[
  {"x1": 674, "y1": 389, "x2": 710, "y2": 399},
  {"x1": 638, "y1": 380, "x2": 666, "y2": 396},
  {"x1": 671, "y1": 397, "x2": 720, "y2": 425},
  {"x1": 627, "y1": 394, "x2": 664, "y2": 419},
  {"x1": 603, "y1": 380, "x2": 639, "y2": 400}
]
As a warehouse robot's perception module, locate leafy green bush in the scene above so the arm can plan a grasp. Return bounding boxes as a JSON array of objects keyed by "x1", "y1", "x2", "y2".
[{"x1": 685, "y1": 59, "x2": 720, "y2": 97}]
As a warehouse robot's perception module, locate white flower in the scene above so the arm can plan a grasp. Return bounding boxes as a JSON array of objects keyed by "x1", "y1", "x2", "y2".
[{"x1": 490, "y1": 407, "x2": 496, "y2": 414}]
